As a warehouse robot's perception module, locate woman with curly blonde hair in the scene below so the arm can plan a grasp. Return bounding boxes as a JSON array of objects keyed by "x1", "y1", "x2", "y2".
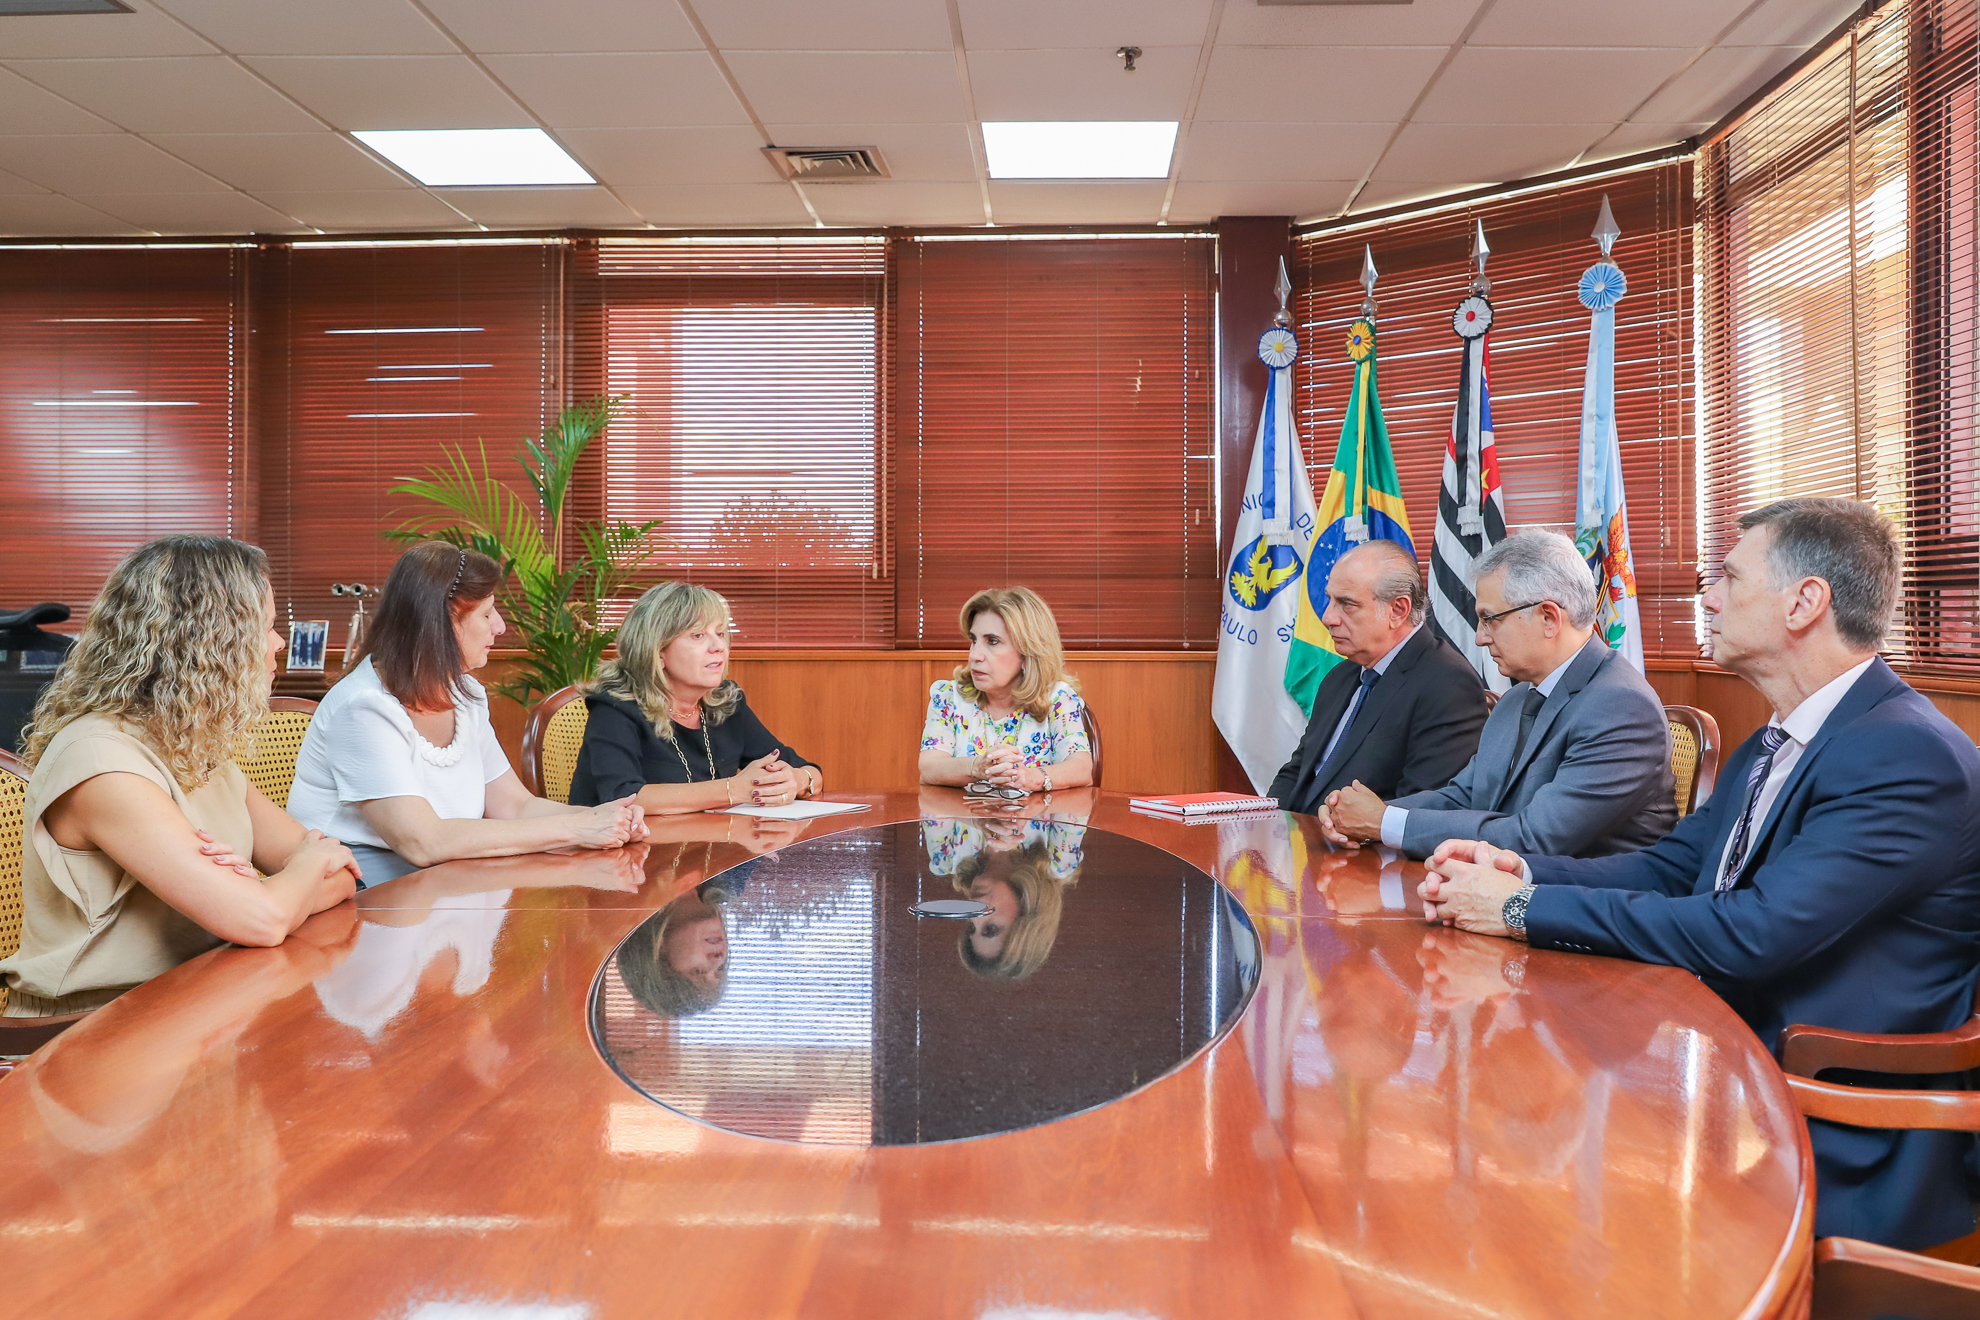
[{"x1": 3, "y1": 536, "x2": 359, "y2": 1017}]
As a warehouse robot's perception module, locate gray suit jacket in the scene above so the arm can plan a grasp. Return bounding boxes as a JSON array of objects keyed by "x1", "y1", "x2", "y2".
[{"x1": 1388, "y1": 635, "x2": 1676, "y2": 858}]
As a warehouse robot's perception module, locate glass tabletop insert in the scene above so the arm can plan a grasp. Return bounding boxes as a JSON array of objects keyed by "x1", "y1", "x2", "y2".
[{"x1": 591, "y1": 818, "x2": 1260, "y2": 1145}]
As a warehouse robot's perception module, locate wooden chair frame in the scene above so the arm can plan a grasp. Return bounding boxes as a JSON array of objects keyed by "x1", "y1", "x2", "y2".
[
  {"x1": 1663, "y1": 703, "x2": 1722, "y2": 814},
  {"x1": 521, "y1": 685, "x2": 586, "y2": 799},
  {"x1": 0, "y1": 748, "x2": 87, "y2": 1059},
  {"x1": 1080, "y1": 704, "x2": 1103, "y2": 789}
]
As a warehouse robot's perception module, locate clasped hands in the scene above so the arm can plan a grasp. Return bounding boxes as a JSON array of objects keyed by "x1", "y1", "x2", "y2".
[
  {"x1": 733, "y1": 748, "x2": 816, "y2": 807},
  {"x1": 972, "y1": 744, "x2": 1046, "y2": 794},
  {"x1": 1316, "y1": 779, "x2": 1388, "y2": 847},
  {"x1": 1418, "y1": 838, "x2": 1530, "y2": 941}
]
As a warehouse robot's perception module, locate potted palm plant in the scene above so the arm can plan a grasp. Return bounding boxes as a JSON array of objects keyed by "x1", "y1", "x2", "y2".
[{"x1": 389, "y1": 395, "x2": 660, "y2": 706}]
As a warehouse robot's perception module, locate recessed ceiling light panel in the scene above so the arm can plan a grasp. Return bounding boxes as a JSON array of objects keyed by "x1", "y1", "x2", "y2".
[
  {"x1": 352, "y1": 129, "x2": 594, "y2": 188},
  {"x1": 982, "y1": 122, "x2": 1179, "y2": 180},
  {"x1": 0, "y1": 1, "x2": 132, "y2": 14}
]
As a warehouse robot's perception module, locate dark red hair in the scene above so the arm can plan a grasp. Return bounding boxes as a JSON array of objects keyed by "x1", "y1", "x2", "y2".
[{"x1": 355, "y1": 541, "x2": 502, "y2": 711}]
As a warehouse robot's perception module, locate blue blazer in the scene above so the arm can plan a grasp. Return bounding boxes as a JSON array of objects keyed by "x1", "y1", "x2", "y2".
[{"x1": 1525, "y1": 659, "x2": 1980, "y2": 1250}]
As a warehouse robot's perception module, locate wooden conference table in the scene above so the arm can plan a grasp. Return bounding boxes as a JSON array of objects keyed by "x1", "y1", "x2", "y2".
[{"x1": 0, "y1": 790, "x2": 1813, "y2": 1319}]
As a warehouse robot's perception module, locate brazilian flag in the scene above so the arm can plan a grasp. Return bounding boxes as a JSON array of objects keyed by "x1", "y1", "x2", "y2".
[{"x1": 1284, "y1": 318, "x2": 1415, "y2": 715}]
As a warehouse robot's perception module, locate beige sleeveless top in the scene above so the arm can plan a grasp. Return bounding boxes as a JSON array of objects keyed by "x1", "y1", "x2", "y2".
[{"x1": 1, "y1": 714, "x2": 252, "y2": 1016}]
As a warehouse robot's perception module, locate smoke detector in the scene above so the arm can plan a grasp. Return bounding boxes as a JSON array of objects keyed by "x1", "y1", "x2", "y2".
[{"x1": 762, "y1": 146, "x2": 891, "y2": 182}]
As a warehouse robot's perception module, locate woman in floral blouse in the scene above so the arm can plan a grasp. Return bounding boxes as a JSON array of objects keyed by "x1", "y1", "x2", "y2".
[{"x1": 918, "y1": 586, "x2": 1094, "y2": 793}]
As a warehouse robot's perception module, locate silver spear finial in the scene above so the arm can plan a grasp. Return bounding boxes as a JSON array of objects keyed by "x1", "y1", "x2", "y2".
[
  {"x1": 1470, "y1": 219, "x2": 1491, "y2": 295},
  {"x1": 1592, "y1": 194, "x2": 1620, "y2": 260},
  {"x1": 1359, "y1": 244, "x2": 1378, "y2": 318},
  {"x1": 1273, "y1": 255, "x2": 1292, "y2": 327}
]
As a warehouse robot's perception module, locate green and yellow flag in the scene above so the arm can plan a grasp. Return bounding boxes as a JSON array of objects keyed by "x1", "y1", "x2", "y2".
[{"x1": 1284, "y1": 317, "x2": 1415, "y2": 715}]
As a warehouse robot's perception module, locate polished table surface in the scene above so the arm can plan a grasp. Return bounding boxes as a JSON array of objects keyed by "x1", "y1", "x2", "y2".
[{"x1": 0, "y1": 790, "x2": 1814, "y2": 1319}]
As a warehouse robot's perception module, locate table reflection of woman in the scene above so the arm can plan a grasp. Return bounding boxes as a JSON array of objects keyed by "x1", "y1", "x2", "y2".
[
  {"x1": 616, "y1": 843, "x2": 758, "y2": 1019},
  {"x1": 922, "y1": 813, "x2": 1086, "y2": 979}
]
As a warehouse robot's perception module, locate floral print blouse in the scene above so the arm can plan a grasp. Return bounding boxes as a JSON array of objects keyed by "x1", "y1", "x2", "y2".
[
  {"x1": 919, "y1": 679, "x2": 1090, "y2": 766},
  {"x1": 921, "y1": 818, "x2": 1087, "y2": 881}
]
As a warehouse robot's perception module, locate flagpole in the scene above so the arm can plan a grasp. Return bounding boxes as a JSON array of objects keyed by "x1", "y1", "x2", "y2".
[{"x1": 1574, "y1": 195, "x2": 1644, "y2": 671}]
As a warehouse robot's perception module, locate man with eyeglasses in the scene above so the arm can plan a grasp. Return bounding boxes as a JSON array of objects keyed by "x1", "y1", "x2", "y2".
[
  {"x1": 1317, "y1": 528, "x2": 1675, "y2": 859},
  {"x1": 1420, "y1": 498, "x2": 1980, "y2": 1251}
]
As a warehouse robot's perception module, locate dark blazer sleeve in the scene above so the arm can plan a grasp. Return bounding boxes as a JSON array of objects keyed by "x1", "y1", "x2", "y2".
[
  {"x1": 573, "y1": 698, "x2": 650, "y2": 806},
  {"x1": 724, "y1": 691, "x2": 816, "y2": 774},
  {"x1": 1525, "y1": 718, "x2": 1970, "y2": 983},
  {"x1": 1393, "y1": 658, "x2": 1488, "y2": 797}
]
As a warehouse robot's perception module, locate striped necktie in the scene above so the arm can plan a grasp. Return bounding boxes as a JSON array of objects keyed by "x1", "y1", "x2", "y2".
[{"x1": 1716, "y1": 726, "x2": 1790, "y2": 893}]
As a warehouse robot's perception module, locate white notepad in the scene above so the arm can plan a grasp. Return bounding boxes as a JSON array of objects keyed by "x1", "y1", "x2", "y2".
[{"x1": 717, "y1": 800, "x2": 873, "y2": 820}]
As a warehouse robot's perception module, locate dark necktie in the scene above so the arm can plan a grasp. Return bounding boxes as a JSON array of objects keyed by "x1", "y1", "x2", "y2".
[
  {"x1": 1311, "y1": 667, "x2": 1380, "y2": 799},
  {"x1": 1507, "y1": 685, "x2": 1547, "y2": 770},
  {"x1": 1716, "y1": 726, "x2": 1791, "y2": 892}
]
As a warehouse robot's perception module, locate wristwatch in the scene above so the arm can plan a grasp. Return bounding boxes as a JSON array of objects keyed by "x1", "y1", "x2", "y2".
[
  {"x1": 1501, "y1": 883, "x2": 1537, "y2": 942},
  {"x1": 1041, "y1": 766, "x2": 1053, "y2": 793}
]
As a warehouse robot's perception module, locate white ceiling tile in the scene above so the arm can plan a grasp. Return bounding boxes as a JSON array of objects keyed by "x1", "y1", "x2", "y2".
[
  {"x1": 0, "y1": 194, "x2": 143, "y2": 236},
  {"x1": 0, "y1": 68, "x2": 118, "y2": 134},
  {"x1": 243, "y1": 56, "x2": 527, "y2": 131},
  {"x1": 145, "y1": 133, "x2": 411, "y2": 191},
  {"x1": 417, "y1": 0, "x2": 702, "y2": 53},
  {"x1": 1470, "y1": 0, "x2": 1739, "y2": 48},
  {"x1": 0, "y1": 166, "x2": 49, "y2": 195},
  {"x1": 1177, "y1": 121, "x2": 1391, "y2": 183},
  {"x1": 1373, "y1": 120, "x2": 1610, "y2": 183},
  {"x1": 1581, "y1": 121, "x2": 1711, "y2": 161},
  {"x1": 967, "y1": 47, "x2": 1196, "y2": 121},
  {"x1": 1217, "y1": 0, "x2": 1484, "y2": 48},
  {"x1": 0, "y1": 6, "x2": 216, "y2": 58},
  {"x1": 616, "y1": 183, "x2": 812, "y2": 227},
  {"x1": 1632, "y1": 45, "x2": 1805, "y2": 125},
  {"x1": 695, "y1": 0, "x2": 954, "y2": 52},
  {"x1": 0, "y1": 134, "x2": 231, "y2": 193},
  {"x1": 804, "y1": 181, "x2": 985, "y2": 226},
  {"x1": 985, "y1": 180, "x2": 1165, "y2": 224},
  {"x1": 431, "y1": 186, "x2": 640, "y2": 228},
  {"x1": 1196, "y1": 46, "x2": 1446, "y2": 123},
  {"x1": 1412, "y1": 46, "x2": 1696, "y2": 125},
  {"x1": 1721, "y1": 0, "x2": 1863, "y2": 49},
  {"x1": 1166, "y1": 180, "x2": 1355, "y2": 224},
  {"x1": 480, "y1": 54, "x2": 746, "y2": 130},
  {"x1": 725, "y1": 53, "x2": 967, "y2": 125},
  {"x1": 7, "y1": 57, "x2": 322, "y2": 134},
  {"x1": 1349, "y1": 179, "x2": 1449, "y2": 213},
  {"x1": 72, "y1": 190, "x2": 302, "y2": 233},
  {"x1": 251, "y1": 188, "x2": 469, "y2": 230},
  {"x1": 147, "y1": 0, "x2": 455, "y2": 56},
  {"x1": 762, "y1": 122, "x2": 977, "y2": 182},
  {"x1": 559, "y1": 127, "x2": 783, "y2": 186},
  {"x1": 958, "y1": 0, "x2": 1213, "y2": 49}
]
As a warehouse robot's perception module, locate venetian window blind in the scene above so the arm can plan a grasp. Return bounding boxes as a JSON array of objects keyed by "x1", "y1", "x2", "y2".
[
  {"x1": 1699, "y1": 0, "x2": 1979, "y2": 672},
  {"x1": 0, "y1": 245, "x2": 249, "y2": 612},
  {"x1": 573, "y1": 236, "x2": 891, "y2": 648},
  {"x1": 254, "y1": 239, "x2": 563, "y2": 634},
  {"x1": 890, "y1": 234, "x2": 1218, "y2": 649},
  {"x1": 1294, "y1": 163, "x2": 1698, "y2": 656}
]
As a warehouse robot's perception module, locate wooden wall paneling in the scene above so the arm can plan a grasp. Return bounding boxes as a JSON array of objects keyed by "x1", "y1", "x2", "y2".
[
  {"x1": 726, "y1": 652, "x2": 932, "y2": 790},
  {"x1": 1062, "y1": 656, "x2": 1218, "y2": 795}
]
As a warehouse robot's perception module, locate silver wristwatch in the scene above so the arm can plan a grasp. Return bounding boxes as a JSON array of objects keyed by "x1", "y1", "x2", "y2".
[{"x1": 1501, "y1": 882, "x2": 1537, "y2": 941}]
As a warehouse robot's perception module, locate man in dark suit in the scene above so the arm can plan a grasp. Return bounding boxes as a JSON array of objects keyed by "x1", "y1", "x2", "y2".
[
  {"x1": 1267, "y1": 540, "x2": 1488, "y2": 816},
  {"x1": 1420, "y1": 497, "x2": 1980, "y2": 1250},
  {"x1": 1318, "y1": 529, "x2": 1674, "y2": 859}
]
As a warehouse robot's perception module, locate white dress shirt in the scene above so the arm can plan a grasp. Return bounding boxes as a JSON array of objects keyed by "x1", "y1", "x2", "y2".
[{"x1": 1379, "y1": 647, "x2": 1578, "y2": 849}]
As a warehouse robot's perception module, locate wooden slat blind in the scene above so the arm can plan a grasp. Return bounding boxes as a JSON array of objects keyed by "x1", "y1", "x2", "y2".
[
  {"x1": 1700, "y1": 0, "x2": 1979, "y2": 672},
  {"x1": 575, "y1": 236, "x2": 890, "y2": 647},
  {"x1": 254, "y1": 240, "x2": 563, "y2": 634},
  {"x1": 1294, "y1": 163, "x2": 1697, "y2": 654},
  {"x1": 891, "y1": 235, "x2": 1218, "y2": 649},
  {"x1": 0, "y1": 246, "x2": 248, "y2": 613}
]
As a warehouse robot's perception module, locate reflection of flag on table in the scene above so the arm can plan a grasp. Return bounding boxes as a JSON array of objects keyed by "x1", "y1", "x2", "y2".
[
  {"x1": 1574, "y1": 219, "x2": 1643, "y2": 671},
  {"x1": 1213, "y1": 318, "x2": 1318, "y2": 793},
  {"x1": 1428, "y1": 291, "x2": 1510, "y2": 694},
  {"x1": 1285, "y1": 316, "x2": 1414, "y2": 716}
]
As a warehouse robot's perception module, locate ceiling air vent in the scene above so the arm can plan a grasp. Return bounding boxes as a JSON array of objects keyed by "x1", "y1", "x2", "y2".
[{"x1": 762, "y1": 146, "x2": 891, "y2": 182}]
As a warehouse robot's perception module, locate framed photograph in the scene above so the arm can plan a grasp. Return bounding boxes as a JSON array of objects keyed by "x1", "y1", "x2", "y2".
[{"x1": 287, "y1": 619, "x2": 329, "y2": 672}]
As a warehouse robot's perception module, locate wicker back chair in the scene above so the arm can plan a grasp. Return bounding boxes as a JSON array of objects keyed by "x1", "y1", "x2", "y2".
[
  {"x1": 0, "y1": 749, "x2": 86, "y2": 1058},
  {"x1": 239, "y1": 698, "x2": 318, "y2": 808},
  {"x1": 522, "y1": 686, "x2": 589, "y2": 804},
  {"x1": 1662, "y1": 704, "x2": 1721, "y2": 816}
]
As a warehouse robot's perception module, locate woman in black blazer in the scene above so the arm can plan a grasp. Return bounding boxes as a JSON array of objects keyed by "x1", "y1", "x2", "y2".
[{"x1": 568, "y1": 582, "x2": 822, "y2": 812}]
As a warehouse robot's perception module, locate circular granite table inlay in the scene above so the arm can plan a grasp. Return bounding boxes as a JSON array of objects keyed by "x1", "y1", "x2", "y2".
[{"x1": 591, "y1": 818, "x2": 1260, "y2": 1145}]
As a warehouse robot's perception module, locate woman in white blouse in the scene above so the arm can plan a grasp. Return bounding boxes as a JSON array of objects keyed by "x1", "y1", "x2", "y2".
[
  {"x1": 288, "y1": 542, "x2": 646, "y2": 881},
  {"x1": 917, "y1": 586, "x2": 1094, "y2": 794}
]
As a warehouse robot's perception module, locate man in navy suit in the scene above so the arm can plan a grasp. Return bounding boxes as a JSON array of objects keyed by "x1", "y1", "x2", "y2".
[{"x1": 1419, "y1": 497, "x2": 1980, "y2": 1250}]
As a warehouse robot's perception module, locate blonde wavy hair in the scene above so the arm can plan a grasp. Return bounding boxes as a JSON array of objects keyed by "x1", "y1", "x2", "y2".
[
  {"x1": 952, "y1": 586, "x2": 1074, "y2": 722},
  {"x1": 590, "y1": 581, "x2": 742, "y2": 740},
  {"x1": 22, "y1": 536, "x2": 272, "y2": 792},
  {"x1": 951, "y1": 840, "x2": 1082, "y2": 981}
]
